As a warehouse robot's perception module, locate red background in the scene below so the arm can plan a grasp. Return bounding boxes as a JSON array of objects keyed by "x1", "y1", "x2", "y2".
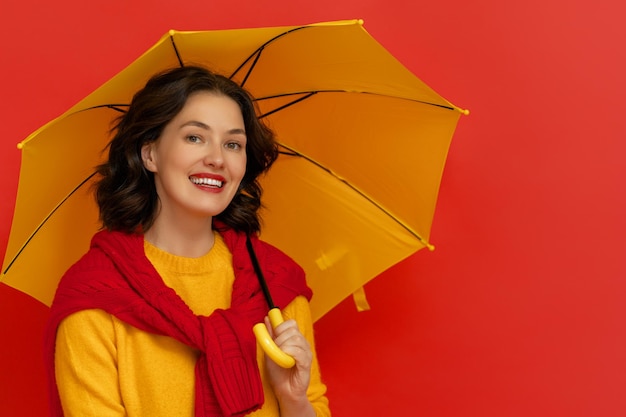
[{"x1": 2, "y1": 0, "x2": 625, "y2": 416}]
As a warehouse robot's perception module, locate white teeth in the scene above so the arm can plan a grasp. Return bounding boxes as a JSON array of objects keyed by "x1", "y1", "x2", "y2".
[{"x1": 190, "y1": 177, "x2": 223, "y2": 187}]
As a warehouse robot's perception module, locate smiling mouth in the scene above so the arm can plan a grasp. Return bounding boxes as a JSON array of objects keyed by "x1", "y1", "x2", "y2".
[{"x1": 190, "y1": 177, "x2": 223, "y2": 188}]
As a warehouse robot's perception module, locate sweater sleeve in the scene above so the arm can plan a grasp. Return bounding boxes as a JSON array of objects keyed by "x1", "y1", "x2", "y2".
[
  {"x1": 55, "y1": 309, "x2": 126, "y2": 417},
  {"x1": 282, "y1": 296, "x2": 331, "y2": 417}
]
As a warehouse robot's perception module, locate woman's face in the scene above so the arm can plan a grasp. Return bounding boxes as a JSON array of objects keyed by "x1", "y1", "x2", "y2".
[{"x1": 141, "y1": 91, "x2": 247, "y2": 222}]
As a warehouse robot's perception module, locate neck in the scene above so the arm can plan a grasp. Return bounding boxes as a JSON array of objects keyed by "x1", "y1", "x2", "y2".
[{"x1": 144, "y1": 212, "x2": 215, "y2": 258}]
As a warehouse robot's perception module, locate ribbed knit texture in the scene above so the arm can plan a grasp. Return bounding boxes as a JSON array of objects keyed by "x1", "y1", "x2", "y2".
[{"x1": 44, "y1": 225, "x2": 311, "y2": 417}]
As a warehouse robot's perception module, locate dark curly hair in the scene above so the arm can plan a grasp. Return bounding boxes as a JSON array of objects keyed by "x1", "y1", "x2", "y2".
[{"x1": 95, "y1": 65, "x2": 278, "y2": 235}]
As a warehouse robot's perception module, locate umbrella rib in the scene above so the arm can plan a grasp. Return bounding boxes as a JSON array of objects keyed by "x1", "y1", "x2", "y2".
[
  {"x1": 228, "y1": 25, "x2": 310, "y2": 84},
  {"x1": 239, "y1": 47, "x2": 264, "y2": 88},
  {"x1": 276, "y1": 145, "x2": 434, "y2": 250},
  {"x1": 169, "y1": 34, "x2": 184, "y2": 67},
  {"x1": 258, "y1": 92, "x2": 317, "y2": 119},
  {"x1": 2, "y1": 172, "x2": 98, "y2": 275},
  {"x1": 256, "y1": 90, "x2": 456, "y2": 115},
  {"x1": 107, "y1": 104, "x2": 130, "y2": 113},
  {"x1": 66, "y1": 104, "x2": 130, "y2": 114}
]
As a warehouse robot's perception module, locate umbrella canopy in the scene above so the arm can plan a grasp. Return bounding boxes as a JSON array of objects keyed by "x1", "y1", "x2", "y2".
[{"x1": 1, "y1": 19, "x2": 466, "y2": 321}]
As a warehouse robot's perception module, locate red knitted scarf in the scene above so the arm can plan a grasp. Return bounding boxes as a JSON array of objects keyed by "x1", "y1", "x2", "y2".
[{"x1": 44, "y1": 226, "x2": 311, "y2": 417}]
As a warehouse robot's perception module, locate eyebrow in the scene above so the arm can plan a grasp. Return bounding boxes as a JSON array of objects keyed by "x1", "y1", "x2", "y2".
[{"x1": 181, "y1": 120, "x2": 246, "y2": 135}]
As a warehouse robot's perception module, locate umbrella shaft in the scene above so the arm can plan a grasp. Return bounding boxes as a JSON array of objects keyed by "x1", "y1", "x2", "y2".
[{"x1": 246, "y1": 235, "x2": 276, "y2": 310}]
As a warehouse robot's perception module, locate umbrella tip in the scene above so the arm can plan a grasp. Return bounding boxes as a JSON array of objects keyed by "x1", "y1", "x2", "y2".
[
  {"x1": 17, "y1": 142, "x2": 24, "y2": 150},
  {"x1": 420, "y1": 239, "x2": 435, "y2": 251},
  {"x1": 460, "y1": 108, "x2": 470, "y2": 116},
  {"x1": 357, "y1": 19, "x2": 364, "y2": 25}
]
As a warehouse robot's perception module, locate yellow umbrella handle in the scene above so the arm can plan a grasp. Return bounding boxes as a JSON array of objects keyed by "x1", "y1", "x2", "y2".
[{"x1": 253, "y1": 308, "x2": 296, "y2": 368}]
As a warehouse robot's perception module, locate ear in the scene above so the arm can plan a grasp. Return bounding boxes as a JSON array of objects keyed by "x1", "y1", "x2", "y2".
[{"x1": 141, "y1": 142, "x2": 157, "y2": 173}]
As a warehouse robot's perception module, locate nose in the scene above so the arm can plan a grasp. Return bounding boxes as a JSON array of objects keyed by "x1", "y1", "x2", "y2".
[{"x1": 203, "y1": 142, "x2": 224, "y2": 167}]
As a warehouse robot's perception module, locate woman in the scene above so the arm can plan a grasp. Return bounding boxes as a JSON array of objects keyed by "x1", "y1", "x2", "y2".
[{"x1": 44, "y1": 66, "x2": 330, "y2": 417}]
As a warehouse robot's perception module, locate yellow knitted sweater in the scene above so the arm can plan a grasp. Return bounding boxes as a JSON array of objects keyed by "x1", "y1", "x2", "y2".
[{"x1": 54, "y1": 233, "x2": 330, "y2": 416}]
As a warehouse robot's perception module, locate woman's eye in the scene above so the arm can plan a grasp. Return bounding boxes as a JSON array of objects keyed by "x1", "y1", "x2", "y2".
[
  {"x1": 187, "y1": 135, "x2": 201, "y2": 143},
  {"x1": 226, "y1": 141, "x2": 243, "y2": 151}
]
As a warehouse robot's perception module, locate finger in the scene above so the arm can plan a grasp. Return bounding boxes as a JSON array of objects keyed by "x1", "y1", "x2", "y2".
[
  {"x1": 266, "y1": 320, "x2": 313, "y2": 367},
  {"x1": 271, "y1": 319, "x2": 298, "y2": 337},
  {"x1": 263, "y1": 316, "x2": 275, "y2": 338},
  {"x1": 272, "y1": 324, "x2": 304, "y2": 348},
  {"x1": 272, "y1": 329, "x2": 312, "y2": 365}
]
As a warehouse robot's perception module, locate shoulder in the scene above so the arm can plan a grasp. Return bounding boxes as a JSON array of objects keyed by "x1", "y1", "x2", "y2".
[
  {"x1": 59, "y1": 242, "x2": 117, "y2": 289},
  {"x1": 67, "y1": 244, "x2": 113, "y2": 273},
  {"x1": 50, "y1": 233, "x2": 133, "y2": 316},
  {"x1": 60, "y1": 229, "x2": 140, "y2": 286}
]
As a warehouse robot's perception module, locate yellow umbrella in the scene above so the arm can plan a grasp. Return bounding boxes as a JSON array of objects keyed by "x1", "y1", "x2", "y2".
[{"x1": 1, "y1": 19, "x2": 467, "y2": 322}]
